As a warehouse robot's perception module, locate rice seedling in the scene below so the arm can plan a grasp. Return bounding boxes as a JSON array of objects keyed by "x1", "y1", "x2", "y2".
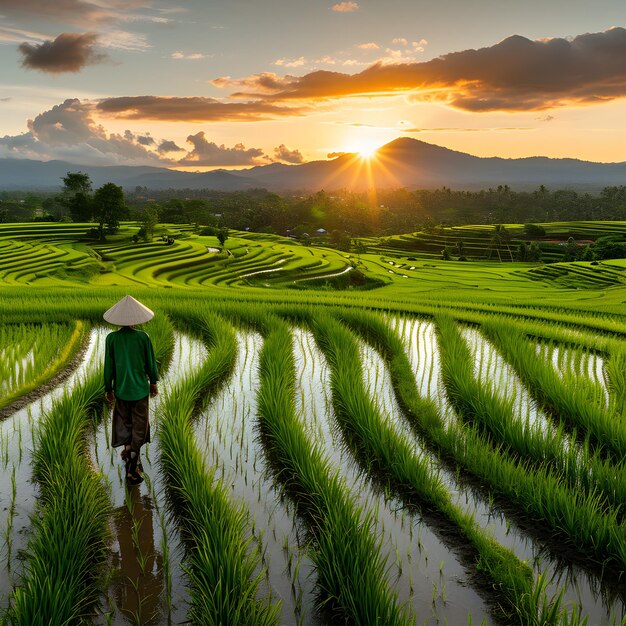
[
  {"x1": 334, "y1": 308, "x2": 606, "y2": 625},
  {"x1": 437, "y1": 317, "x2": 626, "y2": 516},
  {"x1": 482, "y1": 320, "x2": 626, "y2": 460},
  {"x1": 158, "y1": 310, "x2": 281, "y2": 626},
  {"x1": 0, "y1": 320, "x2": 86, "y2": 411},
  {"x1": 6, "y1": 371, "x2": 111, "y2": 624},
  {"x1": 309, "y1": 311, "x2": 550, "y2": 624},
  {"x1": 248, "y1": 309, "x2": 412, "y2": 625}
]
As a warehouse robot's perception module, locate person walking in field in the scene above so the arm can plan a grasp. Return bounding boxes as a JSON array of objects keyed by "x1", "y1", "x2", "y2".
[{"x1": 103, "y1": 295, "x2": 159, "y2": 486}]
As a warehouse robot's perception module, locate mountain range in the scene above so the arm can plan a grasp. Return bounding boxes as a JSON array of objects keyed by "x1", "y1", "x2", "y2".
[{"x1": 1, "y1": 138, "x2": 624, "y2": 192}]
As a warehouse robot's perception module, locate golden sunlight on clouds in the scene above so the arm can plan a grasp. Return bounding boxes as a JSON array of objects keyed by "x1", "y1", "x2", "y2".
[
  {"x1": 332, "y1": 2, "x2": 360, "y2": 12},
  {"x1": 216, "y1": 29, "x2": 626, "y2": 113}
]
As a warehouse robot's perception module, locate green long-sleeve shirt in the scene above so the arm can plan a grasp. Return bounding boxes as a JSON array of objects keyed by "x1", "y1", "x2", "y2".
[{"x1": 104, "y1": 327, "x2": 159, "y2": 401}]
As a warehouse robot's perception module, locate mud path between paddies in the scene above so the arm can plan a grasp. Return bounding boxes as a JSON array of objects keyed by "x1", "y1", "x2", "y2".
[
  {"x1": 91, "y1": 332, "x2": 207, "y2": 626},
  {"x1": 0, "y1": 327, "x2": 107, "y2": 608},
  {"x1": 396, "y1": 316, "x2": 625, "y2": 625}
]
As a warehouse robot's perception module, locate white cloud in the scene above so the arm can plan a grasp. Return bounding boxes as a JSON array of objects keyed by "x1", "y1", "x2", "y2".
[
  {"x1": 171, "y1": 50, "x2": 208, "y2": 60},
  {"x1": 179, "y1": 132, "x2": 268, "y2": 166},
  {"x1": 274, "y1": 56, "x2": 306, "y2": 68},
  {"x1": 0, "y1": 25, "x2": 48, "y2": 44},
  {"x1": 0, "y1": 98, "x2": 178, "y2": 165},
  {"x1": 98, "y1": 29, "x2": 151, "y2": 52}
]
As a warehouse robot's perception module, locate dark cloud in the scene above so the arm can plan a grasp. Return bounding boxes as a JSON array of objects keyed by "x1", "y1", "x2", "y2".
[
  {"x1": 158, "y1": 139, "x2": 183, "y2": 153},
  {"x1": 19, "y1": 32, "x2": 108, "y2": 73},
  {"x1": 123, "y1": 129, "x2": 156, "y2": 145},
  {"x1": 97, "y1": 95, "x2": 309, "y2": 121},
  {"x1": 274, "y1": 144, "x2": 304, "y2": 164},
  {"x1": 178, "y1": 132, "x2": 267, "y2": 166},
  {"x1": 216, "y1": 28, "x2": 626, "y2": 112}
]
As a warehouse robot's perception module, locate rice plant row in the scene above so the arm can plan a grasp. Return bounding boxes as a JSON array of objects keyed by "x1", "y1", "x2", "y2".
[
  {"x1": 0, "y1": 321, "x2": 86, "y2": 411},
  {"x1": 436, "y1": 317, "x2": 626, "y2": 515},
  {"x1": 482, "y1": 321, "x2": 626, "y2": 460},
  {"x1": 248, "y1": 309, "x2": 412, "y2": 625},
  {"x1": 0, "y1": 294, "x2": 624, "y2": 624},
  {"x1": 336, "y1": 308, "x2": 623, "y2": 621},
  {"x1": 309, "y1": 310, "x2": 581, "y2": 626},
  {"x1": 5, "y1": 368, "x2": 111, "y2": 624},
  {"x1": 157, "y1": 310, "x2": 281, "y2": 626}
]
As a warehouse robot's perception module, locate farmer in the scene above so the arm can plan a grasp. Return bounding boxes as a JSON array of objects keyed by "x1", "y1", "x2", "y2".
[{"x1": 103, "y1": 295, "x2": 159, "y2": 486}]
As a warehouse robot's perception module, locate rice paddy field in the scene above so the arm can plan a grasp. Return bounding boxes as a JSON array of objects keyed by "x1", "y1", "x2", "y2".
[{"x1": 1, "y1": 220, "x2": 626, "y2": 625}]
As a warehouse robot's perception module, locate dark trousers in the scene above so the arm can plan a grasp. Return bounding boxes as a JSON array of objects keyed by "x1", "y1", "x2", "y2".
[{"x1": 112, "y1": 396, "x2": 151, "y2": 452}]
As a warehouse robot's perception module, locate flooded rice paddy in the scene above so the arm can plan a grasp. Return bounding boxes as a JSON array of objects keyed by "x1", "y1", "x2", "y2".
[{"x1": 0, "y1": 316, "x2": 624, "y2": 625}]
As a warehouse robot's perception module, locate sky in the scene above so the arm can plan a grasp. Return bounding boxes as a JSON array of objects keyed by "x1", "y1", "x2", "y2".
[{"x1": 0, "y1": 0, "x2": 624, "y2": 170}]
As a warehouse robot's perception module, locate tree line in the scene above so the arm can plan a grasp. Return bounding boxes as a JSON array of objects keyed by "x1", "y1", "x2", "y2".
[{"x1": 0, "y1": 175, "x2": 625, "y2": 240}]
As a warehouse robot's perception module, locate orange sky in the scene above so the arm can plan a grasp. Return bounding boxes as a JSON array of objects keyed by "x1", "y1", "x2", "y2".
[{"x1": 0, "y1": 2, "x2": 624, "y2": 167}]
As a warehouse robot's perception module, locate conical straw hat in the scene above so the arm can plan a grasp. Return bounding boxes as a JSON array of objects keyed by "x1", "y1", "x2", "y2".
[{"x1": 103, "y1": 295, "x2": 154, "y2": 326}]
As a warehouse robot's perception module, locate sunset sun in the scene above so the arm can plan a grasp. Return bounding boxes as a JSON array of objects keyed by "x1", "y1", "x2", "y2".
[{"x1": 352, "y1": 139, "x2": 381, "y2": 160}]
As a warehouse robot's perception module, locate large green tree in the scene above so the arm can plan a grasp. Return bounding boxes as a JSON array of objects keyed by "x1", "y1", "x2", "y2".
[
  {"x1": 61, "y1": 172, "x2": 93, "y2": 222},
  {"x1": 139, "y1": 204, "x2": 160, "y2": 242},
  {"x1": 93, "y1": 183, "x2": 128, "y2": 240}
]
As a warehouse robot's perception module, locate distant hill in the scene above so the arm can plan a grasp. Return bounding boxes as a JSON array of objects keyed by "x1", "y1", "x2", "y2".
[
  {"x1": 243, "y1": 138, "x2": 626, "y2": 192},
  {"x1": 0, "y1": 159, "x2": 260, "y2": 191},
  {"x1": 1, "y1": 138, "x2": 624, "y2": 192}
]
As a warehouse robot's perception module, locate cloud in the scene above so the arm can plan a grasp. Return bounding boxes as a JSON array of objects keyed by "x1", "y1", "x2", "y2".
[
  {"x1": 171, "y1": 51, "x2": 207, "y2": 60},
  {"x1": 0, "y1": 98, "x2": 178, "y2": 165},
  {"x1": 158, "y1": 139, "x2": 183, "y2": 153},
  {"x1": 18, "y1": 32, "x2": 108, "y2": 73},
  {"x1": 97, "y1": 95, "x2": 309, "y2": 122},
  {"x1": 274, "y1": 144, "x2": 304, "y2": 164},
  {"x1": 332, "y1": 1, "x2": 359, "y2": 12},
  {"x1": 0, "y1": 98, "x2": 271, "y2": 168},
  {"x1": 99, "y1": 30, "x2": 150, "y2": 52},
  {"x1": 399, "y1": 126, "x2": 533, "y2": 132},
  {"x1": 0, "y1": 25, "x2": 50, "y2": 45},
  {"x1": 0, "y1": 0, "x2": 160, "y2": 27},
  {"x1": 357, "y1": 42, "x2": 380, "y2": 50},
  {"x1": 215, "y1": 28, "x2": 626, "y2": 112},
  {"x1": 327, "y1": 151, "x2": 350, "y2": 158},
  {"x1": 123, "y1": 130, "x2": 155, "y2": 146},
  {"x1": 274, "y1": 56, "x2": 306, "y2": 68},
  {"x1": 392, "y1": 38, "x2": 408, "y2": 46},
  {"x1": 178, "y1": 132, "x2": 267, "y2": 166}
]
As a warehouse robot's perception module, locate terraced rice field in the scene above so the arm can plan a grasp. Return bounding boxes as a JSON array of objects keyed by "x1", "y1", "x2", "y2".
[{"x1": 1, "y1": 222, "x2": 626, "y2": 625}]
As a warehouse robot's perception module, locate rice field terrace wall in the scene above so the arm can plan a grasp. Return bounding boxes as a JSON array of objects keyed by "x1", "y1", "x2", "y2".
[{"x1": 0, "y1": 288, "x2": 625, "y2": 626}]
